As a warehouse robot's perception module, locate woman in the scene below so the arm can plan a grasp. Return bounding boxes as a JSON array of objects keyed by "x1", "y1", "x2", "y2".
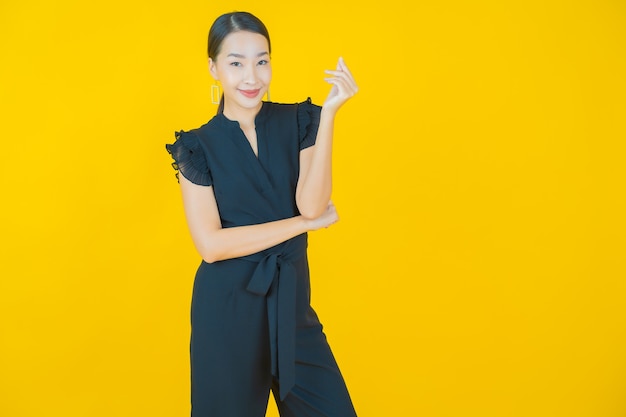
[{"x1": 166, "y1": 11, "x2": 358, "y2": 417}]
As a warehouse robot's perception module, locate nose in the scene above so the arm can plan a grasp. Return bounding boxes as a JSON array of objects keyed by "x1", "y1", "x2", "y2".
[{"x1": 243, "y1": 65, "x2": 258, "y2": 85}]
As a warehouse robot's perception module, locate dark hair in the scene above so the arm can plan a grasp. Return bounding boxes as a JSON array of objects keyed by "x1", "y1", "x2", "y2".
[{"x1": 208, "y1": 12, "x2": 271, "y2": 114}]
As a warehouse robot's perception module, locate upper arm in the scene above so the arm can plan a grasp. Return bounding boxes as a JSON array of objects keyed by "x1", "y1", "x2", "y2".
[
  {"x1": 295, "y1": 98, "x2": 323, "y2": 214},
  {"x1": 179, "y1": 172, "x2": 222, "y2": 256},
  {"x1": 295, "y1": 145, "x2": 315, "y2": 208}
]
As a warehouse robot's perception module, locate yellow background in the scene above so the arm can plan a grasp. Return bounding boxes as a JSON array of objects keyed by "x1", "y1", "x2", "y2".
[{"x1": 1, "y1": 1, "x2": 625, "y2": 416}]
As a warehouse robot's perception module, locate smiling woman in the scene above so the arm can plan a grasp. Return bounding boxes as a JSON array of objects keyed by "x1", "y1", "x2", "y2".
[
  {"x1": 165, "y1": 10, "x2": 358, "y2": 417},
  {"x1": 207, "y1": 14, "x2": 272, "y2": 119}
]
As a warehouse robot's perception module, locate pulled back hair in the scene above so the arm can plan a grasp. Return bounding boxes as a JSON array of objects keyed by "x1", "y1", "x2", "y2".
[{"x1": 208, "y1": 12, "x2": 271, "y2": 114}]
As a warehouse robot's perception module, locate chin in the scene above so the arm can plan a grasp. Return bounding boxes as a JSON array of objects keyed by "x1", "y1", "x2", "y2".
[{"x1": 239, "y1": 95, "x2": 266, "y2": 107}]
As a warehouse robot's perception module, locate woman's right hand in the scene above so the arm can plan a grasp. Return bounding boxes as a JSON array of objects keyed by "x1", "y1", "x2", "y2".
[
  {"x1": 305, "y1": 201, "x2": 339, "y2": 231},
  {"x1": 322, "y1": 57, "x2": 358, "y2": 115}
]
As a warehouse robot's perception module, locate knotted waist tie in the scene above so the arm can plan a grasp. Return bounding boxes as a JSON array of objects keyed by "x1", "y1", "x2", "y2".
[{"x1": 241, "y1": 233, "x2": 307, "y2": 400}]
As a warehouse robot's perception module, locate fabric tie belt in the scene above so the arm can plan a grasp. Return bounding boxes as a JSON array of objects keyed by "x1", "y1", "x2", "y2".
[{"x1": 241, "y1": 233, "x2": 307, "y2": 400}]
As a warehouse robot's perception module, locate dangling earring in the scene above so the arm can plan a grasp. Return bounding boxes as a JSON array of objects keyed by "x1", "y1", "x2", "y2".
[{"x1": 211, "y1": 83, "x2": 221, "y2": 105}]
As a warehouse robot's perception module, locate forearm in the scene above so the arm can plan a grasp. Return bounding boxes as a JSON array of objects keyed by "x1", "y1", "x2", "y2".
[
  {"x1": 296, "y1": 108, "x2": 335, "y2": 218},
  {"x1": 296, "y1": 56, "x2": 357, "y2": 218},
  {"x1": 192, "y1": 215, "x2": 310, "y2": 263}
]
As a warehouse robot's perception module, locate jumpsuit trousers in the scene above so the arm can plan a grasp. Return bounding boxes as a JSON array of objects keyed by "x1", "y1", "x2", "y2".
[{"x1": 190, "y1": 234, "x2": 358, "y2": 416}]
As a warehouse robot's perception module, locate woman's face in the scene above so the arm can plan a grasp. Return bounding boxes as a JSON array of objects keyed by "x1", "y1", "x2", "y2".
[{"x1": 209, "y1": 30, "x2": 271, "y2": 117}]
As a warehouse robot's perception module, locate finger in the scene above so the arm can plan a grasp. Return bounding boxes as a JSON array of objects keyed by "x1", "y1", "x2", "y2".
[
  {"x1": 335, "y1": 58, "x2": 357, "y2": 91},
  {"x1": 324, "y1": 69, "x2": 347, "y2": 77},
  {"x1": 324, "y1": 69, "x2": 357, "y2": 90},
  {"x1": 324, "y1": 77, "x2": 357, "y2": 96},
  {"x1": 324, "y1": 78, "x2": 349, "y2": 96},
  {"x1": 324, "y1": 71, "x2": 357, "y2": 91},
  {"x1": 339, "y1": 57, "x2": 354, "y2": 78},
  {"x1": 338, "y1": 56, "x2": 347, "y2": 72}
]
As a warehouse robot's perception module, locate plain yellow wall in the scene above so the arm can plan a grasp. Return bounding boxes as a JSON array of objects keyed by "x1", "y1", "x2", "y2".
[{"x1": 1, "y1": 1, "x2": 625, "y2": 416}]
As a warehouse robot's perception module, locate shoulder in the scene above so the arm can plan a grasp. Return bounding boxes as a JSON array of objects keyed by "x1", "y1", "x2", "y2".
[
  {"x1": 266, "y1": 98, "x2": 321, "y2": 112},
  {"x1": 192, "y1": 114, "x2": 231, "y2": 145},
  {"x1": 263, "y1": 101, "x2": 298, "y2": 122},
  {"x1": 167, "y1": 114, "x2": 224, "y2": 164},
  {"x1": 263, "y1": 98, "x2": 321, "y2": 124},
  {"x1": 165, "y1": 125, "x2": 214, "y2": 186}
]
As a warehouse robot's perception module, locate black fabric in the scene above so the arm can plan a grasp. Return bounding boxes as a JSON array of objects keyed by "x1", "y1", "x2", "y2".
[
  {"x1": 166, "y1": 99, "x2": 357, "y2": 417},
  {"x1": 297, "y1": 97, "x2": 322, "y2": 150},
  {"x1": 165, "y1": 130, "x2": 212, "y2": 186}
]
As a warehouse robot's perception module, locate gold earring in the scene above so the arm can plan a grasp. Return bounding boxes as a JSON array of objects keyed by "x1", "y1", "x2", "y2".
[{"x1": 211, "y1": 83, "x2": 221, "y2": 105}]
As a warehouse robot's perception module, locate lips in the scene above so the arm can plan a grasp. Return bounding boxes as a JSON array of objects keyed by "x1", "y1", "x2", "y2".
[{"x1": 239, "y1": 89, "x2": 261, "y2": 98}]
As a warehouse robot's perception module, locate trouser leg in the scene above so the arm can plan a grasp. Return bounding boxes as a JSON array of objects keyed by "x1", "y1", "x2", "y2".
[
  {"x1": 190, "y1": 262, "x2": 272, "y2": 417},
  {"x1": 272, "y1": 325, "x2": 358, "y2": 417}
]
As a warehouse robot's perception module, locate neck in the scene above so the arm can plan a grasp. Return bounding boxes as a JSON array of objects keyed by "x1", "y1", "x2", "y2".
[{"x1": 222, "y1": 101, "x2": 263, "y2": 127}]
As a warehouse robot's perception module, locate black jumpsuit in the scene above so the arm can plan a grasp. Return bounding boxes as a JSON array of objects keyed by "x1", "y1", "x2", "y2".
[{"x1": 166, "y1": 99, "x2": 357, "y2": 417}]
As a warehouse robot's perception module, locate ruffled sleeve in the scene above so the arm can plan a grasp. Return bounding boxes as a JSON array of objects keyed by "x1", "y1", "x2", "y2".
[
  {"x1": 297, "y1": 97, "x2": 322, "y2": 150},
  {"x1": 165, "y1": 130, "x2": 212, "y2": 186}
]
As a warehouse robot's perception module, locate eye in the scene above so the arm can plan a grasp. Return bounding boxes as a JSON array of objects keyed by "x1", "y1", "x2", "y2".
[
  {"x1": 257, "y1": 59, "x2": 269, "y2": 65},
  {"x1": 230, "y1": 61, "x2": 242, "y2": 67}
]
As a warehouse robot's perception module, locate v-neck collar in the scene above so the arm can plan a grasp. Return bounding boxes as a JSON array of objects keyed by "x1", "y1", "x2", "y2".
[
  {"x1": 218, "y1": 101, "x2": 269, "y2": 160},
  {"x1": 217, "y1": 102, "x2": 273, "y2": 193}
]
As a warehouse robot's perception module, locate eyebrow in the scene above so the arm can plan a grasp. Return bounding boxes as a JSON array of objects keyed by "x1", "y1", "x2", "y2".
[{"x1": 226, "y1": 52, "x2": 269, "y2": 58}]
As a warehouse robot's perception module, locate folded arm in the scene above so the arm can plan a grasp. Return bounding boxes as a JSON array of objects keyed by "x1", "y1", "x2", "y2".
[{"x1": 179, "y1": 174, "x2": 338, "y2": 263}]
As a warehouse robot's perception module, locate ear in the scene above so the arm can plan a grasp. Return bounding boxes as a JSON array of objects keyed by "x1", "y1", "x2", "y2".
[{"x1": 208, "y1": 58, "x2": 218, "y2": 81}]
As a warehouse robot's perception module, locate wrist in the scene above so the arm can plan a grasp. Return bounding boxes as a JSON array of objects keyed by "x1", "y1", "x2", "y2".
[
  {"x1": 320, "y1": 106, "x2": 337, "y2": 120},
  {"x1": 296, "y1": 215, "x2": 314, "y2": 232}
]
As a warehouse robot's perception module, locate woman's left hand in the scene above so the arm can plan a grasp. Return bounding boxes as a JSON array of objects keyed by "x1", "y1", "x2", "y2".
[{"x1": 323, "y1": 57, "x2": 358, "y2": 114}]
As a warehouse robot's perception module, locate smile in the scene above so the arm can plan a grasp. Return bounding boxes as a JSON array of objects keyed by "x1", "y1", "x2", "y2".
[{"x1": 239, "y1": 89, "x2": 261, "y2": 98}]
